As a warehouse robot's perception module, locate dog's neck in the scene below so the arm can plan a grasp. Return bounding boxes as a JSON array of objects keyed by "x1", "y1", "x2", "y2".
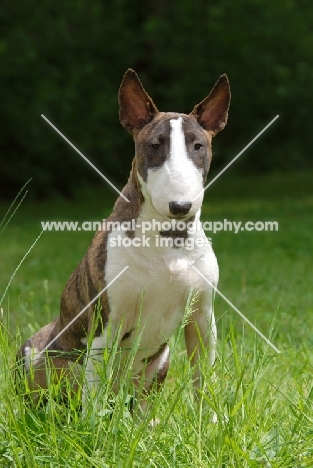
[{"x1": 108, "y1": 159, "x2": 143, "y2": 225}]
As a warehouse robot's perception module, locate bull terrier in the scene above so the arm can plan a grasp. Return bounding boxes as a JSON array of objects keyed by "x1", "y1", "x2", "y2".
[{"x1": 17, "y1": 69, "x2": 230, "y2": 414}]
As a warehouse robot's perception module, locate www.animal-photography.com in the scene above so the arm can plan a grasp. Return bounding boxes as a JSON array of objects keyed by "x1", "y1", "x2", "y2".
[{"x1": 1, "y1": 2, "x2": 313, "y2": 467}]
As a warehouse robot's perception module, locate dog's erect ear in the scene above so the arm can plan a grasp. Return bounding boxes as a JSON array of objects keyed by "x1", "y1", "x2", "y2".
[
  {"x1": 119, "y1": 69, "x2": 159, "y2": 134},
  {"x1": 190, "y1": 75, "x2": 230, "y2": 136}
]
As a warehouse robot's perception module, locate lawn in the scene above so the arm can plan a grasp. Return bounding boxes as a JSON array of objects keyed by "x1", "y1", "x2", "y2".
[{"x1": 0, "y1": 170, "x2": 313, "y2": 467}]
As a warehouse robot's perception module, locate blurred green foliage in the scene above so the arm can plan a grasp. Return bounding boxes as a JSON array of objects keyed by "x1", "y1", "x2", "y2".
[{"x1": 1, "y1": 0, "x2": 313, "y2": 198}]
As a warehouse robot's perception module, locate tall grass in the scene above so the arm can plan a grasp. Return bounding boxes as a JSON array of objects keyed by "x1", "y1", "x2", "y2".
[{"x1": 2, "y1": 313, "x2": 313, "y2": 466}]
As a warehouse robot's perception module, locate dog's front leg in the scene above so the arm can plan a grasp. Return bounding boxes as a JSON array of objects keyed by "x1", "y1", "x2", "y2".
[
  {"x1": 82, "y1": 329, "x2": 117, "y2": 415},
  {"x1": 83, "y1": 338, "x2": 103, "y2": 413},
  {"x1": 132, "y1": 343, "x2": 170, "y2": 416},
  {"x1": 184, "y1": 299, "x2": 217, "y2": 402}
]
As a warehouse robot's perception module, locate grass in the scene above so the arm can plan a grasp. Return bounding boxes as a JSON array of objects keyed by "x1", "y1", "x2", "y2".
[{"x1": 1, "y1": 170, "x2": 313, "y2": 467}]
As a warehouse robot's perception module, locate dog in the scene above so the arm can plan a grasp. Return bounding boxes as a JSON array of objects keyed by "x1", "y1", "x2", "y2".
[{"x1": 17, "y1": 69, "x2": 230, "y2": 413}]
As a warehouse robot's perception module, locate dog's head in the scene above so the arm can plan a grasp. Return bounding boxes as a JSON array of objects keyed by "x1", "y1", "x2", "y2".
[{"x1": 119, "y1": 69, "x2": 230, "y2": 220}]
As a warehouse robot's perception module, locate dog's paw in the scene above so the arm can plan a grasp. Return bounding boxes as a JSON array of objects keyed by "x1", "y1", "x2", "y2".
[
  {"x1": 148, "y1": 418, "x2": 160, "y2": 428},
  {"x1": 212, "y1": 412, "x2": 229, "y2": 424}
]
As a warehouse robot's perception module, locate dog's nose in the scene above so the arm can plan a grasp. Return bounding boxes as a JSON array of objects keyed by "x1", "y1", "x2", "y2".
[{"x1": 169, "y1": 201, "x2": 192, "y2": 216}]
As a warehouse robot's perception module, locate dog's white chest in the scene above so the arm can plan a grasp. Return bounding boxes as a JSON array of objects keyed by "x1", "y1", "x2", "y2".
[{"x1": 105, "y1": 229, "x2": 218, "y2": 362}]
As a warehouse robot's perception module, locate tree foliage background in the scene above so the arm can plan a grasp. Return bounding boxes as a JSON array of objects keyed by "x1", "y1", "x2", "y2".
[{"x1": 1, "y1": 0, "x2": 313, "y2": 198}]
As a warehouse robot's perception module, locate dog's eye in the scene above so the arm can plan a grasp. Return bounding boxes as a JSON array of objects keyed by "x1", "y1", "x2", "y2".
[
  {"x1": 194, "y1": 143, "x2": 203, "y2": 150},
  {"x1": 151, "y1": 143, "x2": 160, "y2": 150}
]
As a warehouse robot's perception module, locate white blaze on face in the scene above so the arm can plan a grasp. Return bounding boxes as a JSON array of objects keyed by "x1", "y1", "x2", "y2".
[{"x1": 145, "y1": 117, "x2": 204, "y2": 218}]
